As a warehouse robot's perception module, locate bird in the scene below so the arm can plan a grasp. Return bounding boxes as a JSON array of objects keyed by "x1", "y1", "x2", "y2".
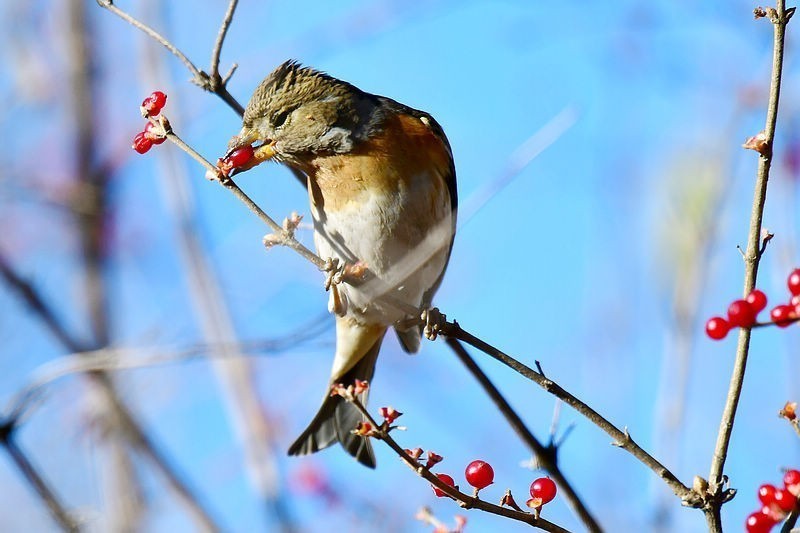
[{"x1": 225, "y1": 60, "x2": 457, "y2": 467}]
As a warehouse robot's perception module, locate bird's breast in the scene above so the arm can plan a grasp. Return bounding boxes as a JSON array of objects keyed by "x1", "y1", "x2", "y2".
[{"x1": 302, "y1": 113, "x2": 454, "y2": 325}]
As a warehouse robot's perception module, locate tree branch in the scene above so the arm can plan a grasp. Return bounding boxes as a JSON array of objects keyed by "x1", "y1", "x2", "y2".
[
  {"x1": 0, "y1": 425, "x2": 80, "y2": 532},
  {"x1": 96, "y1": 0, "x2": 245, "y2": 115},
  {"x1": 208, "y1": 0, "x2": 238, "y2": 83},
  {"x1": 345, "y1": 394, "x2": 572, "y2": 533},
  {"x1": 445, "y1": 338, "x2": 602, "y2": 533},
  {"x1": 439, "y1": 322, "x2": 702, "y2": 508},
  {"x1": 705, "y1": 2, "x2": 793, "y2": 530}
]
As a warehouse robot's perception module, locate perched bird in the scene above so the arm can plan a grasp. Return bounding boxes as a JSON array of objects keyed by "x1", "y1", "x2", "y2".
[{"x1": 226, "y1": 61, "x2": 457, "y2": 467}]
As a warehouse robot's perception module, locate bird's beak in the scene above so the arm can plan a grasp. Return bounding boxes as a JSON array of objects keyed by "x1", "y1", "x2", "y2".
[{"x1": 220, "y1": 127, "x2": 277, "y2": 176}]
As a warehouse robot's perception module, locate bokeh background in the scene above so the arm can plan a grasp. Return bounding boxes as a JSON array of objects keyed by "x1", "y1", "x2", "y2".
[{"x1": 1, "y1": 1, "x2": 800, "y2": 531}]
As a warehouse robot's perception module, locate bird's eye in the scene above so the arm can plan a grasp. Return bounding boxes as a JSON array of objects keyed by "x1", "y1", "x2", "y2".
[{"x1": 272, "y1": 108, "x2": 292, "y2": 128}]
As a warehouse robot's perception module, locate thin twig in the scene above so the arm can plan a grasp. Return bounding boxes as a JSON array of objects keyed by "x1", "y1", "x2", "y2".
[
  {"x1": 96, "y1": 0, "x2": 246, "y2": 115},
  {"x1": 1, "y1": 429, "x2": 80, "y2": 532},
  {"x1": 96, "y1": 1, "x2": 201, "y2": 80},
  {"x1": 69, "y1": 2, "x2": 221, "y2": 528},
  {"x1": 440, "y1": 322, "x2": 702, "y2": 508},
  {"x1": 165, "y1": 129, "x2": 323, "y2": 268},
  {"x1": 346, "y1": 396, "x2": 572, "y2": 533},
  {"x1": 781, "y1": 509, "x2": 799, "y2": 532},
  {"x1": 209, "y1": 0, "x2": 238, "y2": 81},
  {"x1": 705, "y1": 2, "x2": 793, "y2": 530},
  {"x1": 446, "y1": 338, "x2": 602, "y2": 533}
]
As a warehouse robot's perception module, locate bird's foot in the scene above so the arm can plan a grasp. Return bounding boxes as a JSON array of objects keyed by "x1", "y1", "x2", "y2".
[
  {"x1": 420, "y1": 307, "x2": 446, "y2": 341},
  {"x1": 322, "y1": 258, "x2": 366, "y2": 316}
]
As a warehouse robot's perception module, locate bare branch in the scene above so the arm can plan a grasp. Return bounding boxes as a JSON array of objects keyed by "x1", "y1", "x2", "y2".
[
  {"x1": 96, "y1": 0, "x2": 203, "y2": 82},
  {"x1": 345, "y1": 395, "x2": 572, "y2": 533},
  {"x1": 209, "y1": 0, "x2": 238, "y2": 81},
  {"x1": 706, "y1": 2, "x2": 792, "y2": 529},
  {"x1": 162, "y1": 124, "x2": 326, "y2": 268},
  {"x1": 440, "y1": 322, "x2": 702, "y2": 508},
  {"x1": 445, "y1": 338, "x2": 602, "y2": 533},
  {"x1": 1, "y1": 429, "x2": 80, "y2": 532},
  {"x1": 96, "y1": 0, "x2": 245, "y2": 115}
]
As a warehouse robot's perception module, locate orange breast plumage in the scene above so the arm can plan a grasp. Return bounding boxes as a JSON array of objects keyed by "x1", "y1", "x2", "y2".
[{"x1": 305, "y1": 111, "x2": 455, "y2": 326}]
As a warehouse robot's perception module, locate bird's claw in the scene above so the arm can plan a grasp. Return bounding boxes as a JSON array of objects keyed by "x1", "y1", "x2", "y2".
[
  {"x1": 321, "y1": 259, "x2": 367, "y2": 316},
  {"x1": 421, "y1": 307, "x2": 446, "y2": 341},
  {"x1": 322, "y1": 258, "x2": 344, "y2": 291}
]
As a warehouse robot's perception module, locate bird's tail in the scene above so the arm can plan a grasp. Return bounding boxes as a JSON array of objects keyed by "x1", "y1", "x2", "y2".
[{"x1": 287, "y1": 333, "x2": 384, "y2": 468}]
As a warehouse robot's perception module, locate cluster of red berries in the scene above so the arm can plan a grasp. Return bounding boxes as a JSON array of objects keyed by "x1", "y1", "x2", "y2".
[
  {"x1": 706, "y1": 268, "x2": 800, "y2": 340},
  {"x1": 430, "y1": 459, "x2": 557, "y2": 511},
  {"x1": 745, "y1": 469, "x2": 800, "y2": 532},
  {"x1": 132, "y1": 91, "x2": 168, "y2": 154}
]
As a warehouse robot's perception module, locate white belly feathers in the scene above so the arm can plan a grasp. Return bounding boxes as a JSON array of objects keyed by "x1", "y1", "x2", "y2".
[{"x1": 311, "y1": 173, "x2": 452, "y2": 326}]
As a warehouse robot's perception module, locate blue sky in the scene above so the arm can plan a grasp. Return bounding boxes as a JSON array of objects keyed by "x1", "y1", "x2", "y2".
[{"x1": 2, "y1": 1, "x2": 800, "y2": 532}]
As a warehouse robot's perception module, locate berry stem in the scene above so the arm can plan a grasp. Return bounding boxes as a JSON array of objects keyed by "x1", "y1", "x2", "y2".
[{"x1": 706, "y1": 2, "x2": 793, "y2": 530}]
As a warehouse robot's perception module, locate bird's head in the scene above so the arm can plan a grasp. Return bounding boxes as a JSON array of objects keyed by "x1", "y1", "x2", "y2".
[{"x1": 225, "y1": 60, "x2": 376, "y2": 173}]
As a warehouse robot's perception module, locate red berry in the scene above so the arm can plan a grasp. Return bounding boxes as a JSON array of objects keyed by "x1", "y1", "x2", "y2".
[
  {"x1": 770, "y1": 305, "x2": 794, "y2": 327},
  {"x1": 141, "y1": 91, "x2": 167, "y2": 116},
  {"x1": 785, "y1": 469, "x2": 800, "y2": 496},
  {"x1": 760, "y1": 504, "x2": 783, "y2": 524},
  {"x1": 706, "y1": 316, "x2": 730, "y2": 340},
  {"x1": 529, "y1": 477, "x2": 557, "y2": 505},
  {"x1": 728, "y1": 299, "x2": 756, "y2": 327},
  {"x1": 746, "y1": 510, "x2": 776, "y2": 533},
  {"x1": 431, "y1": 473, "x2": 455, "y2": 497},
  {"x1": 747, "y1": 289, "x2": 769, "y2": 313},
  {"x1": 144, "y1": 121, "x2": 166, "y2": 145},
  {"x1": 464, "y1": 460, "x2": 494, "y2": 490},
  {"x1": 789, "y1": 268, "x2": 800, "y2": 296},
  {"x1": 772, "y1": 487, "x2": 796, "y2": 513},
  {"x1": 132, "y1": 132, "x2": 153, "y2": 154},
  {"x1": 226, "y1": 145, "x2": 254, "y2": 168},
  {"x1": 758, "y1": 484, "x2": 777, "y2": 506}
]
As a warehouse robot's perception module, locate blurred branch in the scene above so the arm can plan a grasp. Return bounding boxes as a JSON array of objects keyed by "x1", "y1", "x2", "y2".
[
  {"x1": 138, "y1": 2, "x2": 296, "y2": 527},
  {"x1": 457, "y1": 106, "x2": 578, "y2": 230},
  {"x1": 67, "y1": 0, "x2": 222, "y2": 529},
  {"x1": 5, "y1": 315, "x2": 330, "y2": 432},
  {"x1": 0, "y1": 251, "x2": 87, "y2": 353},
  {"x1": 0, "y1": 426, "x2": 80, "y2": 532},
  {"x1": 705, "y1": 3, "x2": 794, "y2": 531},
  {"x1": 0, "y1": 258, "x2": 221, "y2": 530},
  {"x1": 445, "y1": 338, "x2": 601, "y2": 533},
  {"x1": 343, "y1": 393, "x2": 572, "y2": 533}
]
